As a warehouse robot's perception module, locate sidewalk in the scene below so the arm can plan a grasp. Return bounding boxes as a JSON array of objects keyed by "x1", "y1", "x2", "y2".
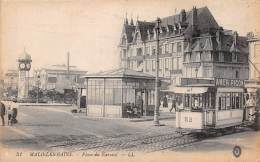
[
  {"x1": 73, "y1": 109, "x2": 175, "y2": 122},
  {"x1": 129, "y1": 111, "x2": 175, "y2": 122}
]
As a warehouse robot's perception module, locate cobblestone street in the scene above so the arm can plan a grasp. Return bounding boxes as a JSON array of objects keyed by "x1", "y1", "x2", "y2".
[{"x1": 0, "y1": 106, "x2": 258, "y2": 154}]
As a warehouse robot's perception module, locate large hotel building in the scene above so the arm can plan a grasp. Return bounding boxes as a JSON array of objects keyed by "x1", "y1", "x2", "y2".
[
  {"x1": 81, "y1": 6, "x2": 251, "y2": 118},
  {"x1": 119, "y1": 7, "x2": 249, "y2": 85}
]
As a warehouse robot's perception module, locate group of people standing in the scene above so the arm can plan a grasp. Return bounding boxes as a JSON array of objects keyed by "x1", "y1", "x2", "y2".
[
  {"x1": 0, "y1": 101, "x2": 18, "y2": 126},
  {"x1": 125, "y1": 96, "x2": 143, "y2": 118}
]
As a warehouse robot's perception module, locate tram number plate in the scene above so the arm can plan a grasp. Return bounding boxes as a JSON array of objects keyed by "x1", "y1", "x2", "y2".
[{"x1": 184, "y1": 116, "x2": 192, "y2": 122}]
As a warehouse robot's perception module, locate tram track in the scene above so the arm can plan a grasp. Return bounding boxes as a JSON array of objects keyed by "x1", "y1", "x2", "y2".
[
  {"x1": 46, "y1": 127, "x2": 250, "y2": 152},
  {"x1": 47, "y1": 132, "x2": 199, "y2": 152},
  {"x1": 48, "y1": 132, "x2": 181, "y2": 151}
]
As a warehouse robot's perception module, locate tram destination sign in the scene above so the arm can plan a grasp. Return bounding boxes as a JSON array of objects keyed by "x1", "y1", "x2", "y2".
[{"x1": 215, "y1": 78, "x2": 244, "y2": 87}]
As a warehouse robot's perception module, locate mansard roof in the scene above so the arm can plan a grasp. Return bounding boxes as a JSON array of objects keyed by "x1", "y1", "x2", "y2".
[
  {"x1": 217, "y1": 31, "x2": 248, "y2": 53},
  {"x1": 121, "y1": 6, "x2": 219, "y2": 44},
  {"x1": 122, "y1": 24, "x2": 136, "y2": 43},
  {"x1": 184, "y1": 32, "x2": 248, "y2": 55},
  {"x1": 159, "y1": 6, "x2": 218, "y2": 33}
]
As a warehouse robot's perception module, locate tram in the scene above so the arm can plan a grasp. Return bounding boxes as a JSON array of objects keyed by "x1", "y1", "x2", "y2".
[{"x1": 164, "y1": 78, "x2": 246, "y2": 133}]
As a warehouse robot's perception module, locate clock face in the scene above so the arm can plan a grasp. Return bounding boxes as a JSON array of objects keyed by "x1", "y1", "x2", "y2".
[
  {"x1": 26, "y1": 63, "x2": 31, "y2": 69},
  {"x1": 19, "y1": 63, "x2": 25, "y2": 69}
]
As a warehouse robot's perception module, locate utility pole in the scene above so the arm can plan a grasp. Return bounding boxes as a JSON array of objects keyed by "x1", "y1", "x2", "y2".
[{"x1": 154, "y1": 17, "x2": 161, "y2": 126}]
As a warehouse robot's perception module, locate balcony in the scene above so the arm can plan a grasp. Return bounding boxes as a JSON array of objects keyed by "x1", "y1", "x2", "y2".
[{"x1": 170, "y1": 69, "x2": 182, "y2": 74}]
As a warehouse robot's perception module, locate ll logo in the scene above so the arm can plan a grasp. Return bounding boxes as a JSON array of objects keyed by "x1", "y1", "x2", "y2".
[{"x1": 233, "y1": 145, "x2": 242, "y2": 158}]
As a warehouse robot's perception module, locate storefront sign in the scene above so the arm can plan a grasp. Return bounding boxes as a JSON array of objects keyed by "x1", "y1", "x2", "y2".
[{"x1": 215, "y1": 78, "x2": 244, "y2": 87}]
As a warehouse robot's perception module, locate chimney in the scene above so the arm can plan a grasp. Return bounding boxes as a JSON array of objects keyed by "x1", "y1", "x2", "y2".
[
  {"x1": 216, "y1": 28, "x2": 223, "y2": 50},
  {"x1": 233, "y1": 31, "x2": 238, "y2": 46},
  {"x1": 180, "y1": 9, "x2": 186, "y2": 22},
  {"x1": 191, "y1": 6, "x2": 198, "y2": 31}
]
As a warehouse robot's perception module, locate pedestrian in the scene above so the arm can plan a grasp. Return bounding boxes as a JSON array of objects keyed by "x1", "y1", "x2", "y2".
[
  {"x1": 136, "y1": 95, "x2": 143, "y2": 116},
  {"x1": 170, "y1": 99, "x2": 176, "y2": 112},
  {"x1": 0, "y1": 101, "x2": 6, "y2": 126},
  {"x1": 11, "y1": 100, "x2": 18, "y2": 125},
  {"x1": 7, "y1": 107, "x2": 13, "y2": 126},
  {"x1": 163, "y1": 96, "x2": 168, "y2": 108}
]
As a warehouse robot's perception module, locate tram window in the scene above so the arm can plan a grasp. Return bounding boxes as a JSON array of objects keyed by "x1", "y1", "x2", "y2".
[
  {"x1": 218, "y1": 97, "x2": 222, "y2": 110},
  {"x1": 226, "y1": 93, "x2": 231, "y2": 109},
  {"x1": 236, "y1": 96, "x2": 240, "y2": 108},
  {"x1": 184, "y1": 95, "x2": 190, "y2": 107},
  {"x1": 232, "y1": 93, "x2": 236, "y2": 109}
]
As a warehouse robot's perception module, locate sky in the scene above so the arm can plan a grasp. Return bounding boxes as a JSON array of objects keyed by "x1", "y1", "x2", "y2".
[{"x1": 1, "y1": 0, "x2": 260, "y2": 75}]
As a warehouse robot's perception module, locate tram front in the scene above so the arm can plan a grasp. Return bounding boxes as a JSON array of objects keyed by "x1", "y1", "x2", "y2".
[{"x1": 169, "y1": 86, "x2": 216, "y2": 131}]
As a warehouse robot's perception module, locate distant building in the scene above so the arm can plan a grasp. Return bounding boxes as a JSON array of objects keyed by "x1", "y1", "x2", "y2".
[
  {"x1": 119, "y1": 6, "x2": 249, "y2": 85},
  {"x1": 3, "y1": 69, "x2": 18, "y2": 91},
  {"x1": 245, "y1": 33, "x2": 260, "y2": 95},
  {"x1": 0, "y1": 78, "x2": 4, "y2": 98},
  {"x1": 36, "y1": 64, "x2": 87, "y2": 92},
  {"x1": 248, "y1": 34, "x2": 260, "y2": 80}
]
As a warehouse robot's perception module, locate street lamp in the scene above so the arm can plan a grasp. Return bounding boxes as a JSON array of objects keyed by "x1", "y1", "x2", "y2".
[{"x1": 154, "y1": 17, "x2": 161, "y2": 126}]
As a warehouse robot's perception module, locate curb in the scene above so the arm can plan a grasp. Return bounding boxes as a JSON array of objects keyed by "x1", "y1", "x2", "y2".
[
  {"x1": 74, "y1": 114, "x2": 175, "y2": 122},
  {"x1": 129, "y1": 116, "x2": 174, "y2": 122}
]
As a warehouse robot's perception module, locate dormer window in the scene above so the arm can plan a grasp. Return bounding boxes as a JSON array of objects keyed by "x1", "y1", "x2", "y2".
[
  {"x1": 166, "y1": 26, "x2": 170, "y2": 33},
  {"x1": 173, "y1": 25, "x2": 177, "y2": 32},
  {"x1": 178, "y1": 23, "x2": 182, "y2": 32},
  {"x1": 232, "y1": 53, "x2": 238, "y2": 63},
  {"x1": 134, "y1": 32, "x2": 141, "y2": 43},
  {"x1": 121, "y1": 36, "x2": 127, "y2": 45},
  {"x1": 147, "y1": 30, "x2": 151, "y2": 40}
]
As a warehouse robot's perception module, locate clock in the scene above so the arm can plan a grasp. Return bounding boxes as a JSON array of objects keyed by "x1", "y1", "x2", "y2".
[
  {"x1": 26, "y1": 63, "x2": 31, "y2": 69},
  {"x1": 19, "y1": 63, "x2": 25, "y2": 69}
]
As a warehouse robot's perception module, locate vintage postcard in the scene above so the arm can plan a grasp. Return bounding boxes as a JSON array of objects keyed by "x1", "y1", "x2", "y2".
[{"x1": 0, "y1": 0, "x2": 260, "y2": 162}]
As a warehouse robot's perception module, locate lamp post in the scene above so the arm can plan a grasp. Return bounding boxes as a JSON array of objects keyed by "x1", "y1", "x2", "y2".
[{"x1": 154, "y1": 17, "x2": 161, "y2": 126}]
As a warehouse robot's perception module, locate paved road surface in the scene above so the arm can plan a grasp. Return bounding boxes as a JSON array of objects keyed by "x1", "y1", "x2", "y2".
[{"x1": 0, "y1": 106, "x2": 258, "y2": 154}]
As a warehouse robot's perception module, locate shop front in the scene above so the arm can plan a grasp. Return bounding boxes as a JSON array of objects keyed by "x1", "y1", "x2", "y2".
[{"x1": 82, "y1": 68, "x2": 156, "y2": 118}]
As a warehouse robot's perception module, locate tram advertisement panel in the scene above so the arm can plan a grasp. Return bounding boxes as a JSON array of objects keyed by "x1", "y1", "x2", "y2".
[{"x1": 215, "y1": 78, "x2": 244, "y2": 87}]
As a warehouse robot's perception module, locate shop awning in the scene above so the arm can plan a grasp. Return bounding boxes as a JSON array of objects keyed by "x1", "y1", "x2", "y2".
[{"x1": 162, "y1": 87, "x2": 208, "y2": 94}]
